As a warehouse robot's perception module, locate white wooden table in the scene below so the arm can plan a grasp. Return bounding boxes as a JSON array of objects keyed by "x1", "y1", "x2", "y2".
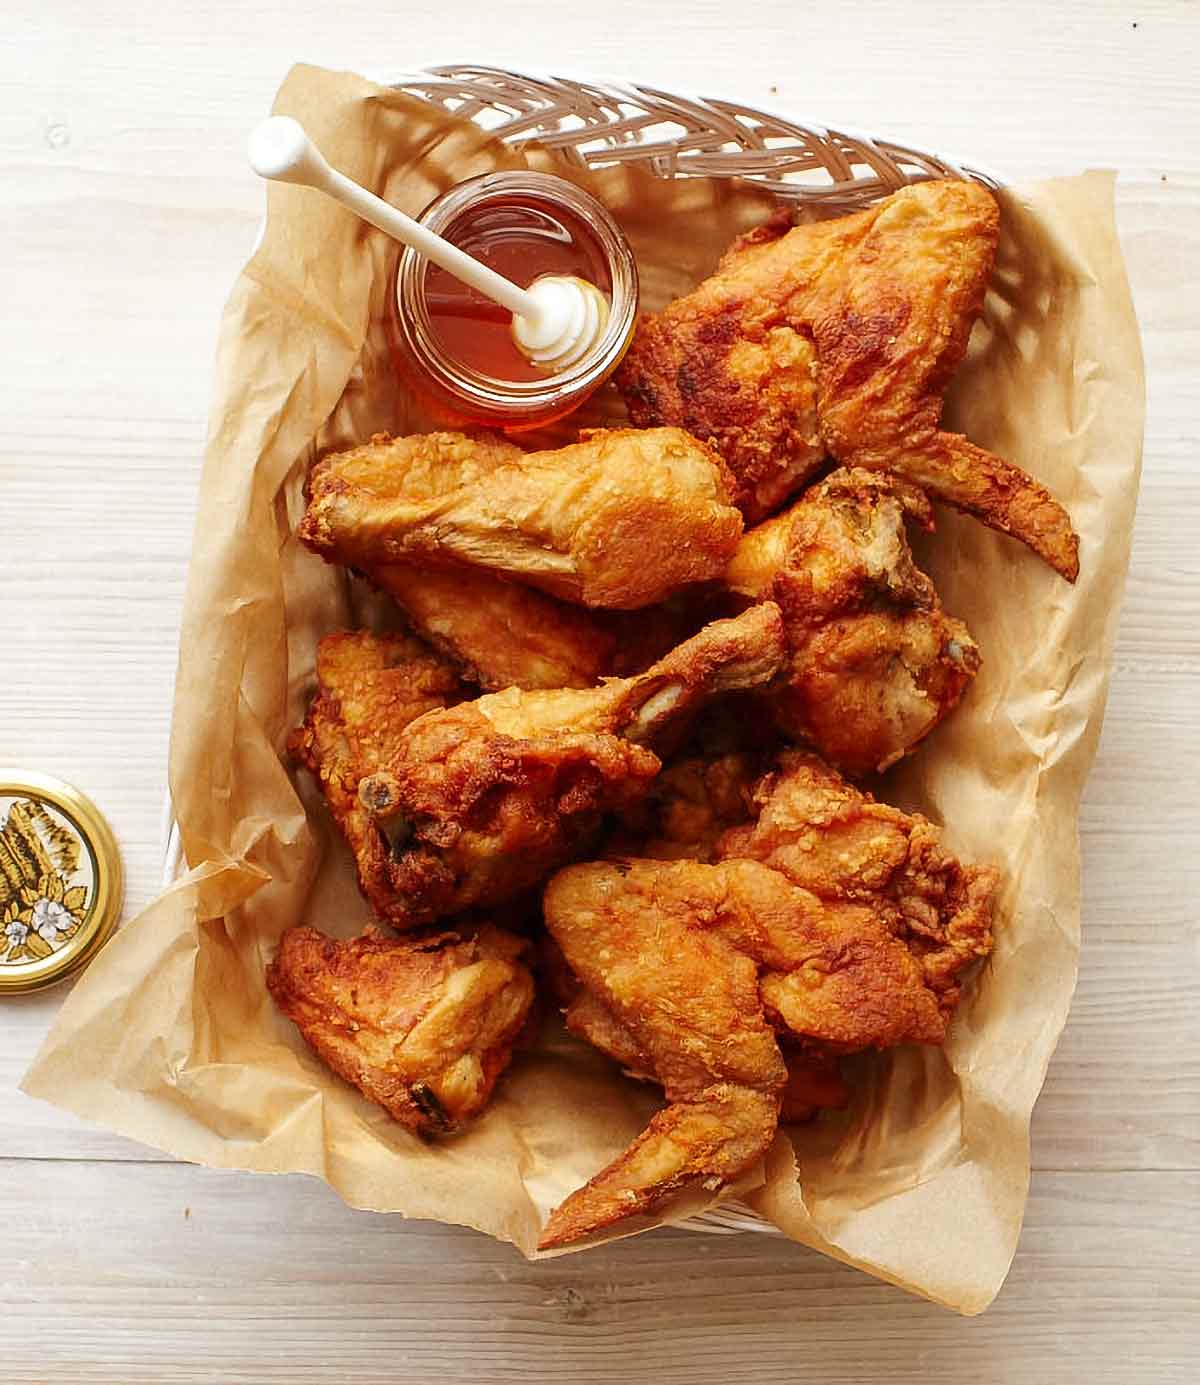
[{"x1": 2, "y1": 3, "x2": 1197, "y2": 1379}]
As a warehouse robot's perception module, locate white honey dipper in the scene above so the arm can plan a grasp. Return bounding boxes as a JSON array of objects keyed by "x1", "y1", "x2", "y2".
[{"x1": 247, "y1": 116, "x2": 609, "y2": 372}]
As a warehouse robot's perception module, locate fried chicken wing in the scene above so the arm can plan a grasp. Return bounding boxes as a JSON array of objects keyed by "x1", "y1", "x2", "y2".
[
  {"x1": 355, "y1": 604, "x2": 786, "y2": 928},
  {"x1": 539, "y1": 752, "x2": 996, "y2": 1245},
  {"x1": 540, "y1": 855, "x2": 932, "y2": 1248},
  {"x1": 618, "y1": 180, "x2": 1079, "y2": 579},
  {"x1": 267, "y1": 923, "x2": 534, "y2": 1136},
  {"x1": 299, "y1": 427, "x2": 744, "y2": 610},
  {"x1": 287, "y1": 630, "x2": 465, "y2": 921},
  {"x1": 544, "y1": 931, "x2": 848, "y2": 1122},
  {"x1": 727, "y1": 468, "x2": 980, "y2": 776},
  {"x1": 540, "y1": 859, "x2": 785, "y2": 1249}
]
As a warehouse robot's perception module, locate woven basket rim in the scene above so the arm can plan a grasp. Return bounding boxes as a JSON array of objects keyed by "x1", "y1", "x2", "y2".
[{"x1": 383, "y1": 60, "x2": 1007, "y2": 194}]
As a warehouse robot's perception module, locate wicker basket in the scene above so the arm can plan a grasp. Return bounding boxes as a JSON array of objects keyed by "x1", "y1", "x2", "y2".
[
  {"x1": 392, "y1": 64, "x2": 999, "y2": 202},
  {"x1": 164, "y1": 64, "x2": 998, "y2": 1238}
]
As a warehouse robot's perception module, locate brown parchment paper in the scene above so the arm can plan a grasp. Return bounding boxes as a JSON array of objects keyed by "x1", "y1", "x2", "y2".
[{"x1": 23, "y1": 64, "x2": 1145, "y2": 1314}]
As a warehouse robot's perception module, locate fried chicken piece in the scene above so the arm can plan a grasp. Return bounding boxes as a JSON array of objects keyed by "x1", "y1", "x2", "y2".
[
  {"x1": 356, "y1": 604, "x2": 786, "y2": 928},
  {"x1": 540, "y1": 854, "x2": 938, "y2": 1248},
  {"x1": 540, "y1": 861, "x2": 785, "y2": 1249},
  {"x1": 718, "y1": 751, "x2": 997, "y2": 1009},
  {"x1": 299, "y1": 427, "x2": 744, "y2": 610},
  {"x1": 367, "y1": 562, "x2": 619, "y2": 690},
  {"x1": 540, "y1": 935, "x2": 658, "y2": 1082},
  {"x1": 312, "y1": 428, "x2": 527, "y2": 497},
  {"x1": 618, "y1": 180, "x2": 1079, "y2": 579},
  {"x1": 545, "y1": 934, "x2": 847, "y2": 1121},
  {"x1": 543, "y1": 1084, "x2": 781, "y2": 1249},
  {"x1": 288, "y1": 630, "x2": 466, "y2": 921},
  {"x1": 539, "y1": 753, "x2": 996, "y2": 1245},
  {"x1": 727, "y1": 468, "x2": 980, "y2": 776},
  {"x1": 267, "y1": 923, "x2": 534, "y2": 1136},
  {"x1": 367, "y1": 563, "x2": 686, "y2": 692}
]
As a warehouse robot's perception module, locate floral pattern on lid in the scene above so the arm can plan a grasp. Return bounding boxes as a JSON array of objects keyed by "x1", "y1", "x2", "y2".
[{"x1": 0, "y1": 773, "x2": 120, "y2": 992}]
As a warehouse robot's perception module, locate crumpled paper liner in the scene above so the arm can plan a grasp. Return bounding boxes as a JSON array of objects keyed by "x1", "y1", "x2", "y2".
[{"x1": 23, "y1": 64, "x2": 1144, "y2": 1314}]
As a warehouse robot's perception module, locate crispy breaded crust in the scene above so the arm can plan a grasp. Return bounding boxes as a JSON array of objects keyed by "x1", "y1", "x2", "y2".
[
  {"x1": 287, "y1": 630, "x2": 464, "y2": 925},
  {"x1": 299, "y1": 427, "x2": 744, "y2": 610},
  {"x1": 539, "y1": 751, "x2": 997, "y2": 1244},
  {"x1": 267, "y1": 923, "x2": 534, "y2": 1135},
  {"x1": 729, "y1": 468, "x2": 980, "y2": 776},
  {"x1": 355, "y1": 606, "x2": 786, "y2": 928},
  {"x1": 619, "y1": 181, "x2": 1079, "y2": 579}
]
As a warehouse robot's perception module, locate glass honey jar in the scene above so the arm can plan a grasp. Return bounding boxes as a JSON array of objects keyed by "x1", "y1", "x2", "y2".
[{"x1": 389, "y1": 171, "x2": 639, "y2": 430}]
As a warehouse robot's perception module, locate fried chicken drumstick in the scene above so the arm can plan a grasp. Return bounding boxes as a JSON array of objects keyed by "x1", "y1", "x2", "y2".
[
  {"x1": 267, "y1": 923, "x2": 534, "y2": 1136},
  {"x1": 540, "y1": 750, "x2": 996, "y2": 1247},
  {"x1": 299, "y1": 426, "x2": 743, "y2": 610},
  {"x1": 727, "y1": 467, "x2": 980, "y2": 776},
  {"x1": 617, "y1": 179, "x2": 1079, "y2": 579},
  {"x1": 300, "y1": 431, "x2": 678, "y2": 691},
  {"x1": 355, "y1": 604, "x2": 786, "y2": 929}
]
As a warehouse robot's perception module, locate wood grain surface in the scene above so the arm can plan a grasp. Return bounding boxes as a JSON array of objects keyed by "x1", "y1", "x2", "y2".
[{"x1": 1, "y1": 2, "x2": 1197, "y2": 1379}]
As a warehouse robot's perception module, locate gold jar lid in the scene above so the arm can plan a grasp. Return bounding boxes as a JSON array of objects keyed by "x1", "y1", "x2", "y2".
[{"x1": 0, "y1": 769, "x2": 123, "y2": 994}]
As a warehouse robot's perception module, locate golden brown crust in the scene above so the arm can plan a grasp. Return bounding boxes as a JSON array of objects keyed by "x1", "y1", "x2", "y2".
[
  {"x1": 539, "y1": 854, "x2": 787, "y2": 1250},
  {"x1": 717, "y1": 750, "x2": 997, "y2": 1013},
  {"x1": 299, "y1": 427, "x2": 744, "y2": 610},
  {"x1": 367, "y1": 564, "x2": 699, "y2": 694},
  {"x1": 620, "y1": 307, "x2": 824, "y2": 523},
  {"x1": 547, "y1": 859, "x2": 788, "y2": 1096},
  {"x1": 363, "y1": 710, "x2": 662, "y2": 927},
  {"x1": 554, "y1": 856, "x2": 948, "y2": 1054},
  {"x1": 287, "y1": 630, "x2": 465, "y2": 924},
  {"x1": 728, "y1": 468, "x2": 980, "y2": 776},
  {"x1": 367, "y1": 561, "x2": 618, "y2": 691},
  {"x1": 537, "y1": 749, "x2": 997, "y2": 1245},
  {"x1": 267, "y1": 923, "x2": 534, "y2": 1135},
  {"x1": 538, "y1": 1084, "x2": 779, "y2": 1250},
  {"x1": 618, "y1": 181, "x2": 1079, "y2": 579},
  {"x1": 304, "y1": 430, "x2": 525, "y2": 502},
  {"x1": 355, "y1": 607, "x2": 786, "y2": 928}
]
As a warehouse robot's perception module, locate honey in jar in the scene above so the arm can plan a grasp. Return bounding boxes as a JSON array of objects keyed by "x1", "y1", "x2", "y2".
[{"x1": 390, "y1": 171, "x2": 638, "y2": 429}]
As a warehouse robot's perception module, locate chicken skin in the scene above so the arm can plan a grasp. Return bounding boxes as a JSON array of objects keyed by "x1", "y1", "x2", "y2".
[
  {"x1": 367, "y1": 561, "x2": 620, "y2": 691},
  {"x1": 726, "y1": 468, "x2": 980, "y2": 776},
  {"x1": 288, "y1": 630, "x2": 466, "y2": 921},
  {"x1": 298, "y1": 426, "x2": 744, "y2": 610},
  {"x1": 267, "y1": 923, "x2": 534, "y2": 1136},
  {"x1": 542, "y1": 930, "x2": 847, "y2": 1124},
  {"x1": 541, "y1": 865, "x2": 786, "y2": 1249},
  {"x1": 618, "y1": 179, "x2": 1079, "y2": 579},
  {"x1": 368, "y1": 562, "x2": 684, "y2": 692},
  {"x1": 355, "y1": 604, "x2": 786, "y2": 928},
  {"x1": 718, "y1": 751, "x2": 997, "y2": 1011},
  {"x1": 539, "y1": 752, "x2": 996, "y2": 1246}
]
